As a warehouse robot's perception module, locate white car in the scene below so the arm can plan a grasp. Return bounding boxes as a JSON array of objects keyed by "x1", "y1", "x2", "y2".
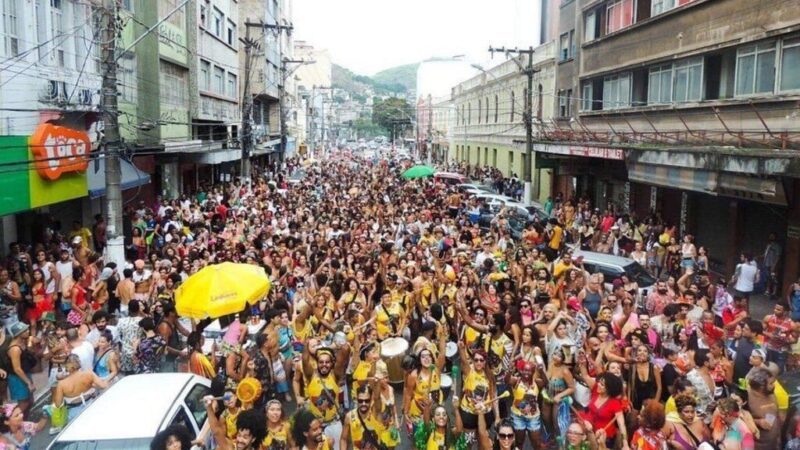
[{"x1": 48, "y1": 373, "x2": 212, "y2": 449}]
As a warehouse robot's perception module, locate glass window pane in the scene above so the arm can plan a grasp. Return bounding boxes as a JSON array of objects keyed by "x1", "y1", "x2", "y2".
[
  {"x1": 755, "y1": 50, "x2": 775, "y2": 93},
  {"x1": 619, "y1": 74, "x2": 630, "y2": 105},
  {"x1": 585, "y1": 11, "x2": 596, "y2": 41},
  {"x1": 689, "y1": 65, "x2": 702, "y2": 100},
  {"x1": 781, "y1": 43, "x2": 800, "y2": 91},
  {"x1": 661, "y1": 71, "x2": 672, "y2": 102},
  {"x1": 674, "y1": 68, "x2": 688, "y2": 101},
  {"x1": 736, "y1": 54, "x2": 755, "y2": 95}
]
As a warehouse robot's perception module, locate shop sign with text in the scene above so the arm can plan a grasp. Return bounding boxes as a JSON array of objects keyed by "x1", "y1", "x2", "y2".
[{"x1": 29, "y1": 124, "x2": 91, "y2": 180}]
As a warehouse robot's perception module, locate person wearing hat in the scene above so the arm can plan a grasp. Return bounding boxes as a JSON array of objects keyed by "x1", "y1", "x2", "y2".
[{"x1": 297, "y1": 339, "x2": 350, "y2": 450}]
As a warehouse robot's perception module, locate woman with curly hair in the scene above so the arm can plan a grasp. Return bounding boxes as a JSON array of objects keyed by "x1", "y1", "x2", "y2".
[
  {"x1": 664, "y1": 393, "x2": 708, "y2": 450},
  {"x1": 630, "y1": 400, "x2": 667, "y2": 450},
  {"x1": 150, "y1": 424, "x2": 193, "y2": 450}
]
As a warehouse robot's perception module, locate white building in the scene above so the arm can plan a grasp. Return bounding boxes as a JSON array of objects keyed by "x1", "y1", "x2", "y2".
[
  {"x1": 294, "y1": 40, "x2": 332, "y2": 152},
  {"x1": 0, "y1": 0, "x2": 101, "y2": 136}
]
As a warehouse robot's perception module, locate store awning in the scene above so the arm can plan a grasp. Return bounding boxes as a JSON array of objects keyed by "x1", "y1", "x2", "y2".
[
  {"x1": 628, "y1": 162, "x2": 787, "y2": 205},
  {"x1": 252, "y1": 138, "x2": 281, "y2": 155},
  {"x1": 88, "y1": 158, "x2": 151, "y2": 199}
]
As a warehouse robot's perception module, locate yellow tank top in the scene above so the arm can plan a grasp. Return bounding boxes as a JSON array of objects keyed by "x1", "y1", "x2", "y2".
[
  {"x1": 262, "y1": 421, "x2": 290, "y2": 450},
  {"x1": 426, "y1": 428, "x2": 450, "y2": 450},
  {"x1": 510, "y1": 380, "x2": 540, "y2": 418},
  {"x1": 376, "y1": 304, "x2": 402, "y2": 340},
  {"x1": 352, "y1": 360, "x2": 373, "y2": 394},
  {"x1": 408, "y1": 368, "x2": 442, "y2": 417},
  {"x1": 222, "y1": 408, "x2": 239, "y2": 439},
  {"x1": 307, "y1": 373, "x2": 340, "y2": 423},
  {"x1": 348, "y1": 410, "x2": 385, "y2": 449},
  {"x1": 460, "y1": 369, "x2": 490, "y2": 414},
  {"x1": 293, "y1": 317, "x2": 312, "y2": 342},
  {"x1": 464, "y1": 326, "x2": 484, "y2": 352},
  {"x1": 488, "y1": 334, "x2": 511, "y2": 377}
]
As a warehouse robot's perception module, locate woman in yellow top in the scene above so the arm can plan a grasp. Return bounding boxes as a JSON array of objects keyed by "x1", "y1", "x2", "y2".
[
  {"x1": 456, "y1": 301, "x2": 491, "y2": 356},
  {"x1": 351, "y1": 340, "x2": 381, "y2": 395},
  {"x1": 403, "y1": 324, "x2": 447, "y2": 424},
  {"x1": 372, "y1": 292, "x2": 406, "y2": 341},
  {"x1": 187, "y1": 331, "x2": 215, "y2": 379},
  {"x1": 508, "y1": 360, "x2": 543, "y2": 449},
  {"x1": 220, "y1": 390, "x2": 241, "y2": 439},
  {"x1": 338, "y1": 278, "x2": 367, "y2": 312},
  {"x1": 263, "y1": 399, "x2": 292, "y2": 450},
  {"x1": 457, "y1": 341, "x2": 499, "y2": 437}
]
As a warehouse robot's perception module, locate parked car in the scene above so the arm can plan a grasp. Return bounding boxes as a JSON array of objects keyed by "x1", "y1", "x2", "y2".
[
  {"x1": 456, "y1": 183, "x2": 496, "y2": 194},
  {"x1": 49, "y1": 373, "x2": 211, "y2": 449},
  {"x1": 569, "y1": 249, "x2": 656, "y2": 300}
]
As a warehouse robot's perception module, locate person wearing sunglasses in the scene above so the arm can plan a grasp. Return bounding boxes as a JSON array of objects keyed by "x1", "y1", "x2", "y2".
[{"x1": 457, "y1": 342, "x2": 500, "y2": 442}]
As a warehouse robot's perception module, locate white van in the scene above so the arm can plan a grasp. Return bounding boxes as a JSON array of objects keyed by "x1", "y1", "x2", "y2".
[{"x1": 48, "y1": 373, "x2": 211, "y2": 449}]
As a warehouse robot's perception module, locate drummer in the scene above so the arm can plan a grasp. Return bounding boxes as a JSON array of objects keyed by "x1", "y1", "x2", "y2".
[
  {"x1": 403, "y1": 326, "x2": 447, "y2": 426},
  {"x1": 298, "y1": 340, "x2": 351, "y2": 450},
  {"x1": 373, "y1": 291, "x2": 406, "y2": 341}
]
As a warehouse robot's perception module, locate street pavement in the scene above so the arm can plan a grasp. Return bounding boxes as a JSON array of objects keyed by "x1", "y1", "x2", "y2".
[{"x1": 30, "y1": 293, "x2": 784, "y2": 449}]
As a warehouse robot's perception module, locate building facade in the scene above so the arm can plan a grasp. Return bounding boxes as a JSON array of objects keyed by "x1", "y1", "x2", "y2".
[
  {"x1": 449, "y1": 41, "x2": 557, "y2": 204},
  {"x1": 546, "y1": 0, "x2": 800, "y2": 285}
]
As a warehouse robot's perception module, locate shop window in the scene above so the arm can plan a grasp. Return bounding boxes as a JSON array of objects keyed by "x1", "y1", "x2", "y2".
[
  {"x1": 780, "y1": 36, "x2": 800, "y2": 92},
  {"x1": 673, "y1": 57, "x2": 703, "y2": 102},
  {"x1": 602, "y1": 73, "x2": 631, "y2": 110},
  {"x1": 648, "y1": 64, "x2": 672, "y2": 104},
  {"x1": 606, "y1": 0, "x2": 634, "y2": 34}
]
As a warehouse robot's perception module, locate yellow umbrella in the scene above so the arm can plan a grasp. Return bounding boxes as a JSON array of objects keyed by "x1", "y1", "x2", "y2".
[{"x1": 175, "y1": 262, "x2": 271, "y2": 319}]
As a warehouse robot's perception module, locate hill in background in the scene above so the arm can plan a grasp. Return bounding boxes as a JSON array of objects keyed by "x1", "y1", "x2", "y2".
[{"x1": 332, "y1": 63, "x2": 419, "y2": 100}]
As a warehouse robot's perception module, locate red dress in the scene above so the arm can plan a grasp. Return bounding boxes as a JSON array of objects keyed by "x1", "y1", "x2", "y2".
[
  {"x1": 29, "y1": 285, "x2": 53, "y2": 322},
  {"x1": 582, "y1": 384, "x2": 625, "y2": 439}
]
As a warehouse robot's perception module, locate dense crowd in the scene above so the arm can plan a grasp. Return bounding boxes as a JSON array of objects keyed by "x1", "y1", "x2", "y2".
[{"x1": 0, "y1": 151, "x2": 796, "y2": 450}]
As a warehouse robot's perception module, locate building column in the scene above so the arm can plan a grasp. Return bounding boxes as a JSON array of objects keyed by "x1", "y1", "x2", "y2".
[
  {"x1": 1, "y1": 215, "x2": 17, "y2": 256},
  {"x1": 782, "y1": 180, "x2": 800, "y2": 294},
  {"x1": 725, "y1": 199, "x2": 744, "y2": 277}
]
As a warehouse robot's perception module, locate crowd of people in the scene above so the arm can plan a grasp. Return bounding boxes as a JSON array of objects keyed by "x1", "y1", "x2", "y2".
[{"x1": 0, "y1": 151, "x2": 796, "y2": 450}]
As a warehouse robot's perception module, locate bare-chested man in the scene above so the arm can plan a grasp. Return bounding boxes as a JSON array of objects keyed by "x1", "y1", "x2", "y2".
[
  {"x1": 131, "y1": 259, "x2": 153, "y2": 302},
  {"x1": 115, "y1": 268, "x2": 135, "y2": 316}
]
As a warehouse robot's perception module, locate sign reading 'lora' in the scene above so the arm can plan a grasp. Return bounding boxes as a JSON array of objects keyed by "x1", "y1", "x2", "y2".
[{"x1": 29, "y1": 123, "x2": 91, "y2": 180}]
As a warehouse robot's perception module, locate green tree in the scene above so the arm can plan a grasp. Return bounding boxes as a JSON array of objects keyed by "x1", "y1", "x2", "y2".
[{"x1": 372, "y1": 97, "x2": 415, "y2": 138}]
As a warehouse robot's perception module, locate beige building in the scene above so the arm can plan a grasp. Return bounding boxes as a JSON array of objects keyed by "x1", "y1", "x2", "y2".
[{"x1": 449, "y1": 41, "x2": 557, "y2": 204}]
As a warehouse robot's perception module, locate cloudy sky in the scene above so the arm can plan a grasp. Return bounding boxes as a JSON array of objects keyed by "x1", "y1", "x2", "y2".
[{"x1": 292, "y1": 0, "x2": 542, "y2": 75}]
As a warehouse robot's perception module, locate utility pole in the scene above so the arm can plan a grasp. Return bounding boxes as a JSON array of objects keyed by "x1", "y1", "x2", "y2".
[
  {"x1": 240, "y1": 21, "x2": 261, "y2": 184},
  {"x1": 101, "y1": 0, "x2": 124, "y2": 268},
  {"x1": 488, "y1": 46, "x2": 539, "y2": 205}
]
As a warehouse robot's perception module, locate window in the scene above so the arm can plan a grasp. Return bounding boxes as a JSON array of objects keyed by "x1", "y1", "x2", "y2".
[
  {"x1": 485, "y1": 96, "x2": 489, "y2": 123},
  {"x1": 585, "y1": 9, "x2": 597, "y2": 41},
  {"x1": 159, "y1": 0, "x2": 185, "y2": 28},
  {"x1": 606, "y1": 0, "x2": 634, "y2": 33},
  {"x1": 213, "y1": 66, "x2": 224, "y2": 94},
  {"x1": 2, "y1": 0, "x2": 19, "y2": 57},
  {"x1": 199, "y1": 3, "x2": 208, "y2": 29},
  {"x1": 735, "y1": 42, "x2": 776, "y2": 96},
  {"x1": 199, "y1": 59, "x2": 210, "y2": 91},
  {"x1": 648, "y1": 64, "x2": 673, "y2": 104},
  {"x1": 494, "y1": 95, "x2": 498, "y2": 123},
  {"x1": 603, "y1": 73, "x2": 631, "y2": 109},
  {"x1": 510, "y1": 91, "x2": 515, "y2": 121},
  {"x1": 780, "y1": 37, "x2": 800, "y2": 92},
  {"x1": 651, "y1": 0, "x2": 675, "y2": 15},
  {"x1": 673, "y1": 57, "x2": 703, "y2": 102},
  {"x1": 227, "y1": 72, "x2": 237, "y2": 98},
  {"x1": 560, "y1": 30, "x2": 575, "y2": 61},
  {"x1": 467, "y1": 103, "x2": 471, "y2": 124},
  {"x1": 160, "y1": 60, "x2": 188, "y2": 107},
  {"x1": 477, "y1": 100, "x2": 481, "y2": 124},
  {"x1": 50, "y1": 0, "x2": 64, "y2": 66},
  {"x1": 226, "y1": 19, "x2": 236, "y2": 46},
  {"x1": 73, "y1": 3, "x2": 88, "y2": 69},
  {"x1": 119, "y1": 51, "x2": 137, "y2": 103},
  {"x1": 581, "y1": 83, "x2": 593, "y2": 111},
  {"x1": 184, "y1": 383, "x2": 211, "y2": 429},
  {"x1": 559, "y1": 90, "x2": 568, "y2": 117},
  {"x1": 213, "y1": 7, "x2": 223, "y2": 38},
  {"x1": 560, "y1": 33, "x2": 570, "y2": 61}
]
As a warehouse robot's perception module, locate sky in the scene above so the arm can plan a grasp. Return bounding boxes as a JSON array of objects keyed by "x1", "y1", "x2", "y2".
[{"x1": 292, "y1": 0, "x2": 542, "y2": 76}]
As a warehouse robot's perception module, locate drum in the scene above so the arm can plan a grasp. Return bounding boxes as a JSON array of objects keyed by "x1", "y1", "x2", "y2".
[
  {"x1": 445, "y1": 341, "x2": 458, "y2": 373},
  {"x1": 380, "y1": 337, "x2": 409, "y2": 384},
  {"x1": 440, "y1": 373, "x2": 453, "y2": 400}
]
